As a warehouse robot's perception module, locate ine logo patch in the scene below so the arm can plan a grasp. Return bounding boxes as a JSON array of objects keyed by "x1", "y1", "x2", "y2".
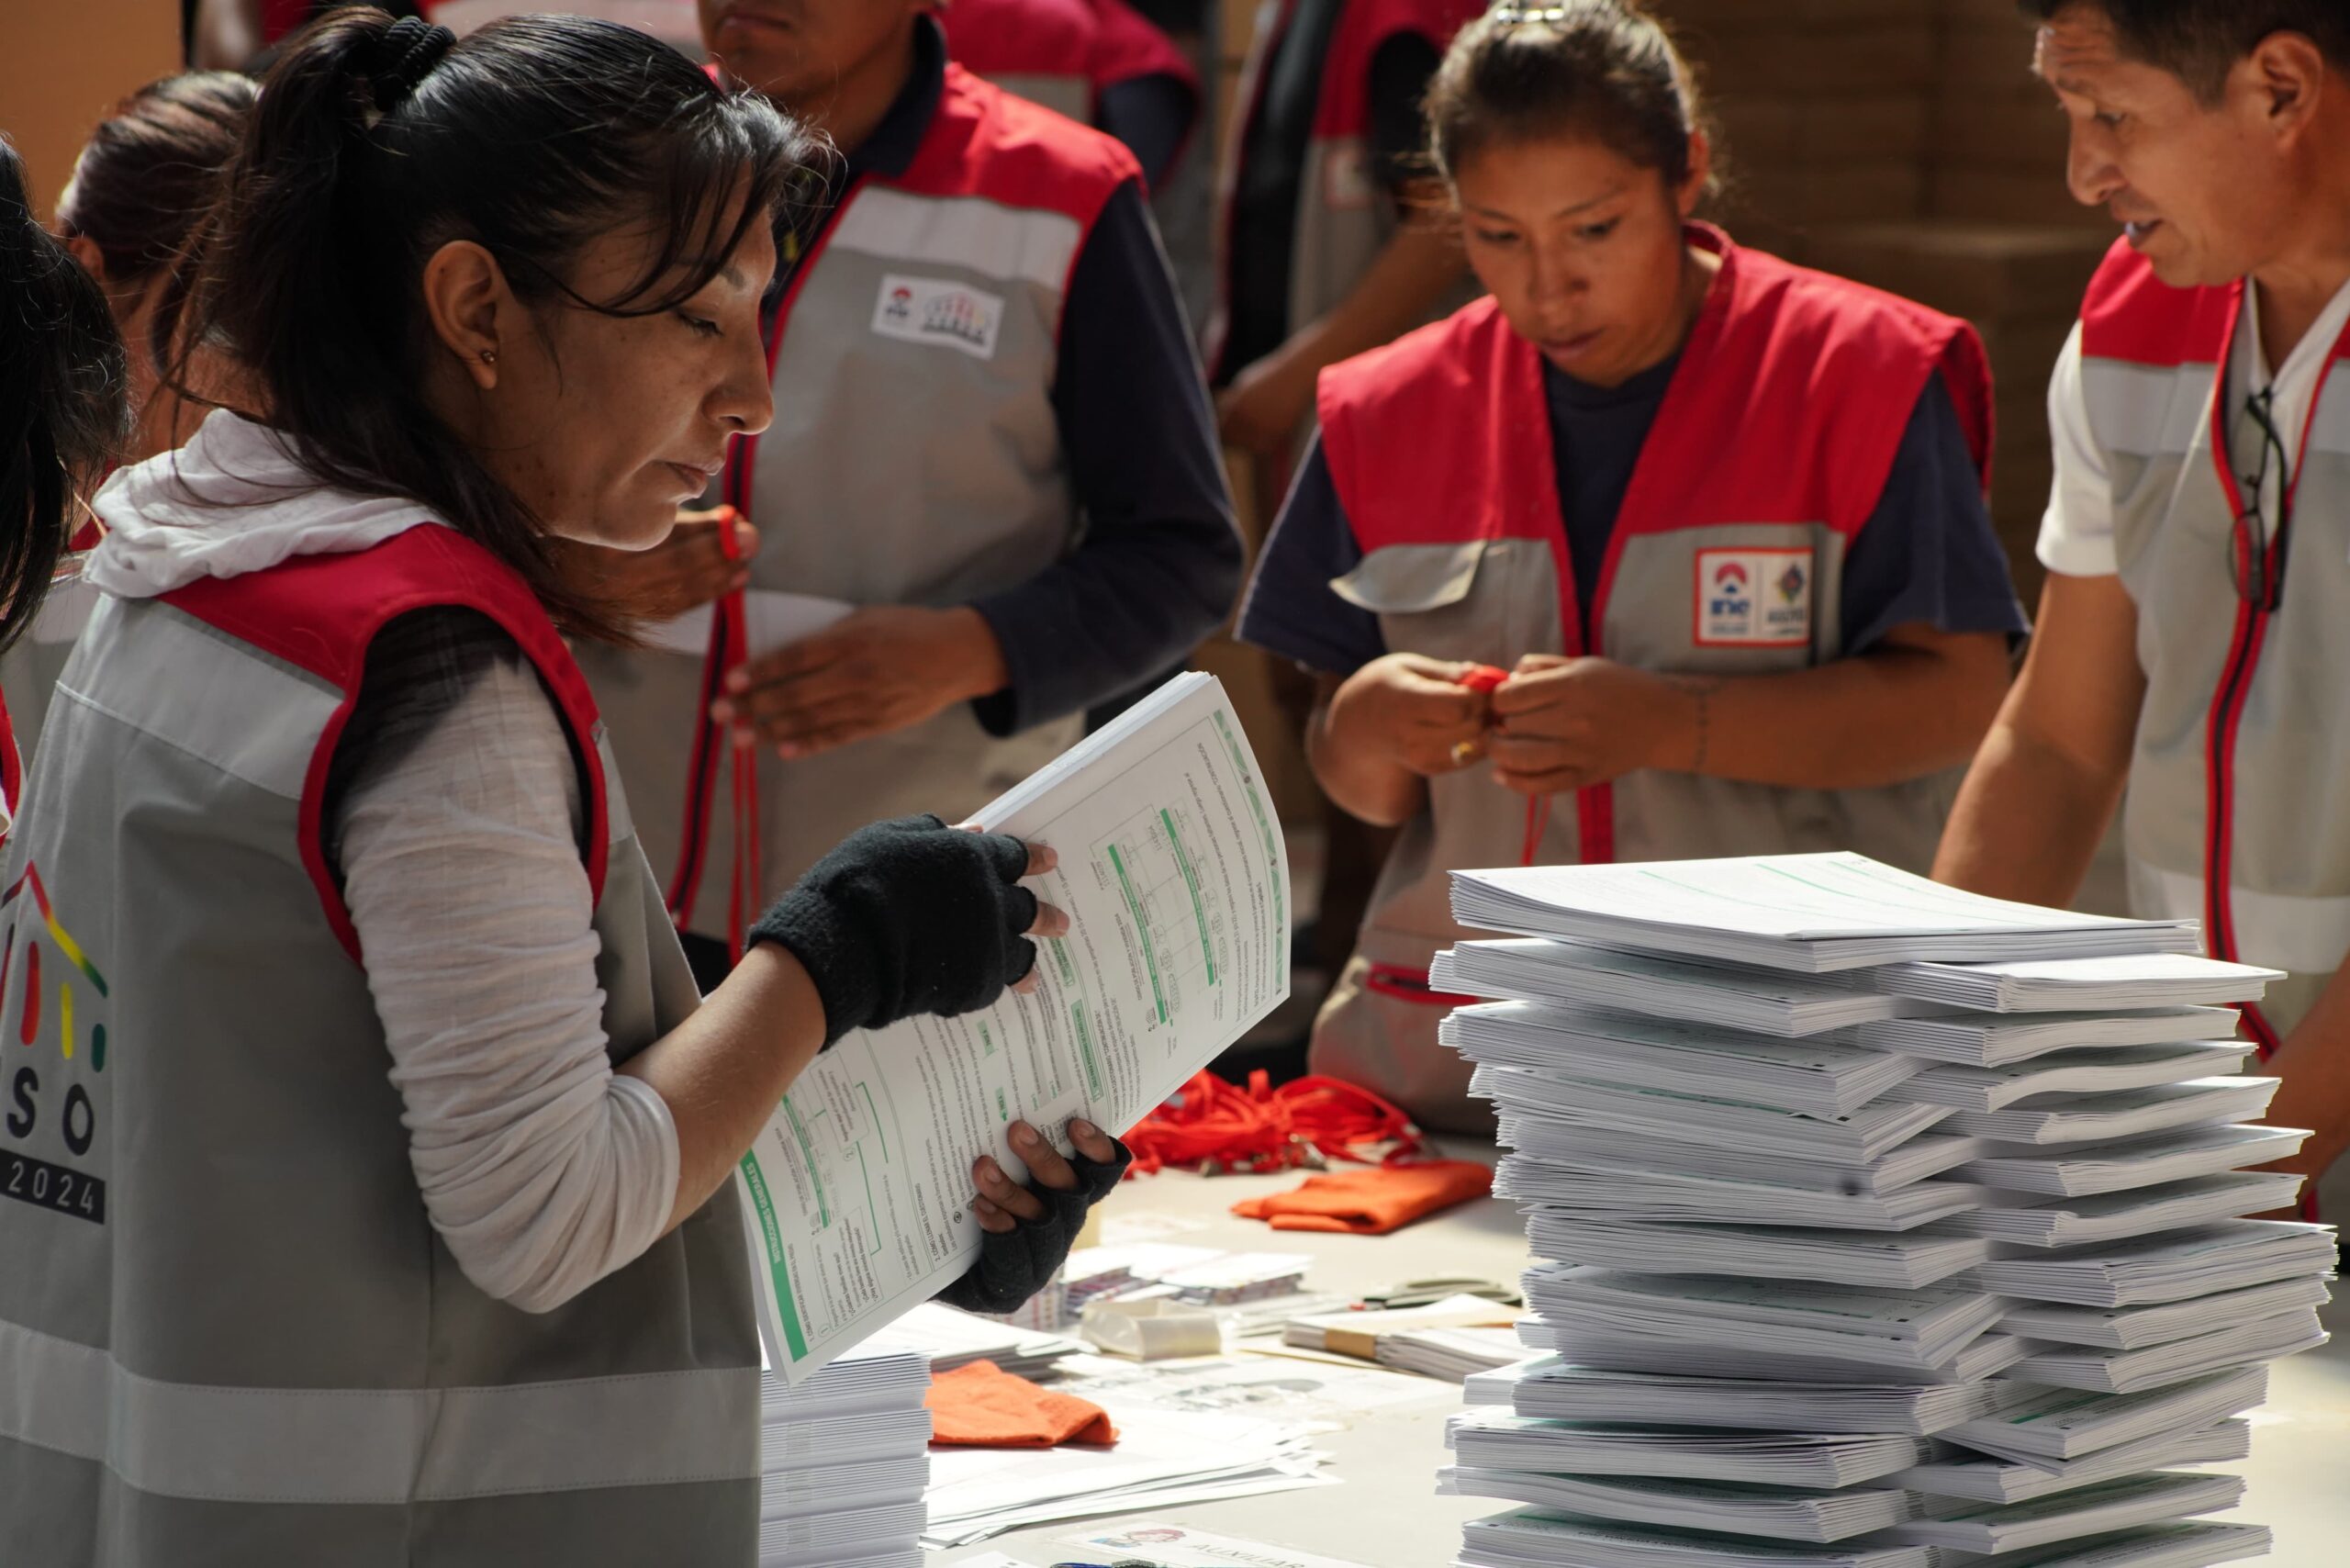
[
  {"x1": 870, "y1": 274, "x2": 1005, "y2": 361},
  {"x1": 1695, "y1": 547, "x2": 1814, "y2": 648}
]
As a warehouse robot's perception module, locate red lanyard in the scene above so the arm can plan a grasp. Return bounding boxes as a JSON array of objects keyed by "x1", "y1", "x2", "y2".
[
  {"x1": 1457, "y1": 665, "x2": 1549, "y2": 867},
  {"x1": 713, "y1": 523, "x2": 759, "y2": 960}
]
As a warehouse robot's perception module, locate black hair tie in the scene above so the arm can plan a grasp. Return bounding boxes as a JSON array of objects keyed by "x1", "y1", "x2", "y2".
[{"x1": 369, "y1": 17, "x2": 457, "y2": 114}]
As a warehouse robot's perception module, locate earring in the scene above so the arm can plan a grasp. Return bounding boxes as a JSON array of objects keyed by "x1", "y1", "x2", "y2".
[{"x1": 478, "y1": 348, "x2": 498, "y2": 365}]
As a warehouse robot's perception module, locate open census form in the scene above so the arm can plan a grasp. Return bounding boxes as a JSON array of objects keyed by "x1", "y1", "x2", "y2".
[{"x1": 738, "y1": 674, "x2": 1292, "y2": 1383}]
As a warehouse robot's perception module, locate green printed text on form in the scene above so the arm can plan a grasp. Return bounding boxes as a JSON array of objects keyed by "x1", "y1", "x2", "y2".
[
  {"x1": 1105, "y1": 843, "x2": 1168, "y2": 1023},
  {"x1": 1160, "y1": 807, "x2": 1216, "y2": 984},
  {"x1": 1070, "y1": 1000, "x2": 1105, "y2": 1098},
  {"x1": 781, "y1": 1096, "x2": 828, "y2": 1228},
  {"x1": 737, "y1": 1153, "x2": 810, "y2": 1361}
]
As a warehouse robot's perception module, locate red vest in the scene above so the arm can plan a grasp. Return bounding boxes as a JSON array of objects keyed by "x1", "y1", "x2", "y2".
[
  {"x1": 946, "y1": 0, "x2": 1198, "y2": 99},
  {"x1": 162, "y1": 527, "x2": 616, "y2": 958},
  {"x1": 1304, "y1": 228, "x2": 1993, "y2": 1130},
  {"x1": 2075, "y1": 239, "x2": 2350, "y2": 1049}
]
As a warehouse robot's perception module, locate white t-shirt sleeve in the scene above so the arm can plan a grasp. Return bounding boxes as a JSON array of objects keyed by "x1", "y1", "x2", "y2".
[
  {"x1": 337, "y1": 651, "x2": 681, "y2": 1316},
  {"x1": 2035, "y1": 321, "x2": 2122, "y2": 579}
]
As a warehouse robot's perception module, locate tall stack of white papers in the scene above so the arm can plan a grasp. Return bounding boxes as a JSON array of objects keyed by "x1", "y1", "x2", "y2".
[
  {"x1": 758, "y1": 1344, "x2": 933, "y2": 1568},
  {"x1": 1430, "y1": 854, "x2": 2332, "y2": 1568}
]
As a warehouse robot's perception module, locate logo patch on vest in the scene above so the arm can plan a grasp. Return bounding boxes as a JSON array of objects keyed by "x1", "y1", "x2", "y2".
[
  {"x1": 1695, "y1": 547, "x2": 1814, "y2": 648},
  {"x1": 871, "y1": 274, "x2": 1006, "y2": 361}
]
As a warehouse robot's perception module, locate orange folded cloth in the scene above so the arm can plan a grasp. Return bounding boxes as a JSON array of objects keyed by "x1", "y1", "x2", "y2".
[
  {"x1": 1229, "y1": 1159, "x2": 1494, "y2": 1235},
  {"x1": 923, "y1": 1360, "x2": 1119, "y2": 1448}
]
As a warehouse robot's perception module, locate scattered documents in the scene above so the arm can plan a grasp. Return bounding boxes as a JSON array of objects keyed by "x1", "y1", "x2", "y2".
[
  {"x1": 919, "y1": 1406, "x2": 1330, "y2": 1547},
  {"x1": 861, "y1": 1303, "x2": 1086, "y2": 1379}
]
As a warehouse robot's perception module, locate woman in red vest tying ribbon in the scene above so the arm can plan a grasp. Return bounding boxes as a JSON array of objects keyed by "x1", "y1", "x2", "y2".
[{"x1": 1237, "y1": 0, "x2": 2029, "y2": 1131}]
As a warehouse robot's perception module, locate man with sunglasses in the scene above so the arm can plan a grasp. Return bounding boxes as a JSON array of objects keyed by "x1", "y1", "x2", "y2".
[{"x1": 1934, "y1": 1, "x2": 2350, "y2": 1209}]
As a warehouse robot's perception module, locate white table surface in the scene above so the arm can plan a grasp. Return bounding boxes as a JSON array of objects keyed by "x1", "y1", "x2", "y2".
[{"x1": 934, "y1": 1141, "x2": 2350, "y2": 1568}]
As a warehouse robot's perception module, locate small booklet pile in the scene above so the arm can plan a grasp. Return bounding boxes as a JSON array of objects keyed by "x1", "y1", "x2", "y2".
[
  {"x1": 1435, "y1": 854, "x2": 2333, "y2": 1568},
  {"x1": 758, "y1": 1344, "x2": 934, "y2": 1568}
]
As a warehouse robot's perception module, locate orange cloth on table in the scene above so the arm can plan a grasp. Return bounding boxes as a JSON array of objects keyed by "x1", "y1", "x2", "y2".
[
  {"x1": 1229, "y1": 1159, "x2": 1494, "y2": 1235},
  {"x1": 923, "y1": 1360, "x2": 1119, "y2": 1448}
]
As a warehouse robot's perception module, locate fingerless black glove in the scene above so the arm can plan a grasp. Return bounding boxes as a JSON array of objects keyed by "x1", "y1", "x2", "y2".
[
  {"x1": 751, "y1": 815, "x2": 1040, "y2": 1046},
  {"x1": 934, "y1": 1137, "x2": 1134, "y2": 1316}
]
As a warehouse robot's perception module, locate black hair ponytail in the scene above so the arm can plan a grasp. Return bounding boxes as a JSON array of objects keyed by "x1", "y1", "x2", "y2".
[
  {"x1": 1428, "y1": 1, "x2": 1718, "y2": 193},
  {"x1": 0, "y1": 139, "x2": 129, "y2": 658},
  {"x1": 171, "y1": 6, "x2": 815, "y2": 641}
]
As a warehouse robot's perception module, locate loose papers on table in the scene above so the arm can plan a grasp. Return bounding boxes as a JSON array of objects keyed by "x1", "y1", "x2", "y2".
[{"x1": 735, "y1": 675, "x2": 1291, "y2": 1382}]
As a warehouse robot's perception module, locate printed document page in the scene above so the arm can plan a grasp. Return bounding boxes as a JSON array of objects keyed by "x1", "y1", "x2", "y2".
[{"x1": 736, "y1": 674, "x2": 1291, "y2": 1382}]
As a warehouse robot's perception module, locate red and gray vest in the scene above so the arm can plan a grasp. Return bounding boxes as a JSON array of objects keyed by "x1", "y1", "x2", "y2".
[
  {"x1": 1210, "y1": 0, "x2": 1483, "y2": 375},
  {"x1": 583, "y1": 67, "x2": 1138, "y2": 935},
  {"x1": 0, "y1": 526, "x2": 761, "y2": 1564},
  {"x1": 944, "y1": 0, "x2": 1199, "y2": 141},
  {"x1": 1310, "y1": 229, "x2": 1995, "y2": 1128},
  {"x1": 2077, "y1": 241, "x2": 2350, "y2": 1047}
]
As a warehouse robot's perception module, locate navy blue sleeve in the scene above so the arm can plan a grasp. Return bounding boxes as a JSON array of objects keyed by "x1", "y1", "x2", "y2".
[
  {"x1": 1236, "y1": 432, "x2": 1388, "y2": 677},
  {"x1": 1838, "y1": 373, "x2": 2031, "y2": 656},
  {"x1": 1097, "y1": 75, "x2": 1197, "y2": 192},
  {"x1": 968, "y1": 179, "x2": 1244, "y2": 736}
]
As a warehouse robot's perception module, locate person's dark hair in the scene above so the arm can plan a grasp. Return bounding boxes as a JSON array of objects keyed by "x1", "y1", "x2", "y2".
[
  {"x1": 2019, "y1": 1, "x2": 2350, "y2": 101},
  {"x1": 172, "y1": 7, "x2": 815, "y2": 639},
  {"x1": 1426, "y1": 1, "x2": 1716, "y2": 192},
  {"x1": 1, "y1": 139, "x2": 129, "y2": 659},
  {"x1": 56, "y1": 73, "x2": 257, "y2": 289}
]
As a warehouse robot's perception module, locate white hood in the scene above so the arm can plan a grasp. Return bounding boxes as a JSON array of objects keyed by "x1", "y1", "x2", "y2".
[{"x1": 86, "y1": 409, "x2": 439, "y2": 599}]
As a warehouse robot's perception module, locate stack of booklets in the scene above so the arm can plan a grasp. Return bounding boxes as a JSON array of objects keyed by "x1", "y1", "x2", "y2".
[
  {"x1": 758, "y1": 1343, "x2": 933, "y2": 1568},
  {"x1": 1431, "y1": 854, "x2": 2333, "y2": 1568}
]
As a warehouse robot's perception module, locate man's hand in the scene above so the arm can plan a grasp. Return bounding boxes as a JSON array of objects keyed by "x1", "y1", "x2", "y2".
[
  {"x1": 713, "y1": 605, "x2": 1011, "y2": 758},
  {"x1": 552, "y1": 506, "x2": 755, "y2": 622},
  {"x1": 969, "y1": 1117, "x2": 1125, "y2": 1235},
  {"x1": 1486, "y1": 654, "x2": 1687, "y2": 797},
  {"x1": 1215, "y1": 342, "x2": 1319, "y2": 458},
  {"x1": 1324, "y1": 654, "x2": 1495, "y2": 779}
]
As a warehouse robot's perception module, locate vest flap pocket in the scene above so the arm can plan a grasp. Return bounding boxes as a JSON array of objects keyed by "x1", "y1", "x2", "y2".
[{"x1": 1330, "y1": 542, "x2": 1490, "y2": 615}]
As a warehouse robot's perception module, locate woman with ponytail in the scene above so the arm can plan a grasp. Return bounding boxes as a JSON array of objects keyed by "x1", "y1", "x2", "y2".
[
  {"x1": 0, "y1": 137, "x2": 126, "y2": 838},
  {"x1": 1236, "y1": 0, "x2": 2029, "y2": 1131},
  {"x1": 0, "y1": 73, "x2": 260, "y2": 765},
  {"x1": 0, "y1": 12, "x2": 1123, "y2": 1562}
]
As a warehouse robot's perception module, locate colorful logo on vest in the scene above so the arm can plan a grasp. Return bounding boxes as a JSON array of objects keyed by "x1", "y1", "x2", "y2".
[
  {"x1": 1695, "y1": 547, "x2": 1815, "y2": 648},
  {"x1": 1, "y1": 861, "x2": 108, "y2": 1224},
  {"x1": 870, "y1": 273, "x2": 1007, "y2": 361}
]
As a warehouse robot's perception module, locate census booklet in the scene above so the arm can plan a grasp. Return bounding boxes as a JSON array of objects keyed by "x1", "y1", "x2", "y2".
[{"x1": 736, "y1": 672, "x2": 1292, "y2": 1383}]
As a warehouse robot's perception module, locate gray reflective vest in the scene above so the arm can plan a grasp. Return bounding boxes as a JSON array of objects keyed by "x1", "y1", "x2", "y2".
[
  {"x1": 0, "y1": 525, "x2": 760, "y2": 1565},
  {"x1": 2080, "y1": 242, "x2": 2350, "y2": 1046},
  {"x1": 1307, "y1": 231, "x2": 1996, "y2": 1129},
  {"x1": 1209, "y1": 0, "x2": 1483, "y2": 379},
  {"x1": 581, "y1": 66, "x2": 1135, "y2": 934}
]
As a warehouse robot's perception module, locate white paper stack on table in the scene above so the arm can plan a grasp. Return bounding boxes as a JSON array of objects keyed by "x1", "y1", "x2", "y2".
[
  {"x1": 1430, "y1": 854, "x2": 2333, "y2": 1568},
  {"x1": 758, "y1": 1344, "x2": 933, "y2": 1568},
  {"x1": 859, "y1": 1301, "x2": 1088, "y2": 1379}
]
